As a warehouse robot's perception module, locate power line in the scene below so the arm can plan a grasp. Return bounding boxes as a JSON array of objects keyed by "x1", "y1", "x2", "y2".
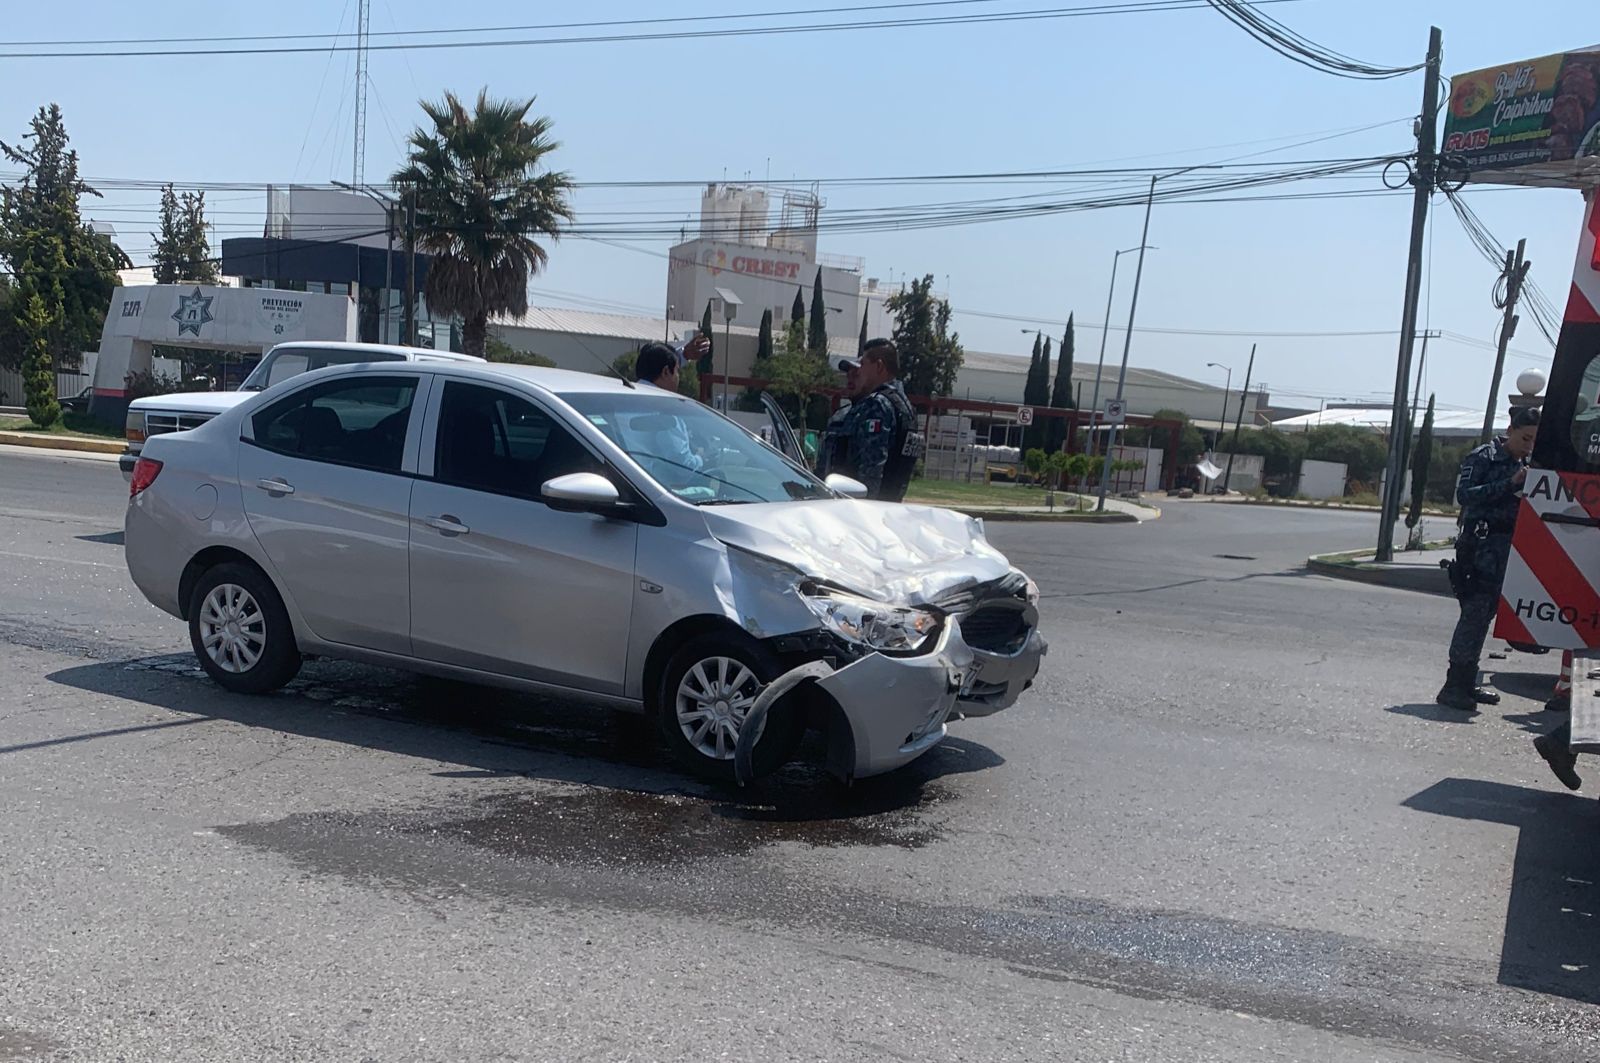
[
  {"x1": 1203, "y1": 0, "x2": 1423, "y2": 80},
  {"x1": 0, "y1": 0, "x2": 1306, "y2": 59},
  {"x1": 4, "y1": 0, "x2": 1017, "y2": 46}
]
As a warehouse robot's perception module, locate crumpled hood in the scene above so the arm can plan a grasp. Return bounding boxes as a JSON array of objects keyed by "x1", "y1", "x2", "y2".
[
  {"x1": 129, "y1": 390, "x2": 251, "y2": 414},
  {"x1": 700, "y1": 499, "x2": 1014, "y2": 606}
]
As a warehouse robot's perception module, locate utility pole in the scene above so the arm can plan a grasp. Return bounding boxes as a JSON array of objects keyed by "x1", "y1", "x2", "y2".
[
  {"x1": 1481, "y1": 239, "x2": 1531, "y2": 444},
  {"x1": 1223, "y1": 343, "x2": 1255, "y2": 494},
  {"x1": 1399, "y1": 330, "x2": 1438, "y2": 476},
  {"x1": 1097, "y1": 181, "x2": 1158, "y2": 512},
  {"x1": 1376, "y1": 25, "x2": 1444, "y2": 564},
  {"x1": 403, "y1": 190, "x2": 417, "y2": 346},
  {"x1": 352, "y1": 0, "x2": 370, "y2": 186}
]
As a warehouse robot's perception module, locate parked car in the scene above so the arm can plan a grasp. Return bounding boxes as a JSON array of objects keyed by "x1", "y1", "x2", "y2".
[
  {"x1": 119, "y1": 342, "x2": 483, "y2": 479},
  {"x1": 61, "y1": 386, "x2": 92, "y2": 414},
  {"x1": 125, "y1": 361, "x2": 1045, "y2": 781}
]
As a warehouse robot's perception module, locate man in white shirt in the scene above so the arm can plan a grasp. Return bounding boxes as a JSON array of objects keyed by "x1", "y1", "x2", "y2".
[{"x1": 635, "y1": 342, "x2": 703, "y2": 475}]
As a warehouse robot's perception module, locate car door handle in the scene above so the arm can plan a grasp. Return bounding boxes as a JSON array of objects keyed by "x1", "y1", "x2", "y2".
[
  {"x1": 255, "y1": 477, "x2": 295, "y2": 496},
  {"x1": 425, "y1": 514, "x2": 470, "y2": 536}
]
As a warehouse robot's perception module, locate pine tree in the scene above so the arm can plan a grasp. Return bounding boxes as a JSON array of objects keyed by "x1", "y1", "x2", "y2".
[
  {"x1": 1405, "y1": 394, "x2": 1436, "y2": 548},
  {"x1": 16, "y1": 241, "x2": 66, "y2": 428},
  {"x1": 0, "y1": 104, "x2": 128, "y2": 373},
  {"x1": 1023, "y1": 333, "x2": 1045, "y2": 450},
  {"x1": 807, "y1": 268, "x2": 827, "y2": 356},
  {"x1": 791, "y1": 285, "x2": 805, "y2": 325},
  {"x1": 1047, "y1": 315, "x2": 1076, "y2": 451},
  {"x1": 152, "y1": 185, "x2": 183, "y2": 284},
  {"x1": 756, "y1": 307, "x2": 774, "y2": 363}
]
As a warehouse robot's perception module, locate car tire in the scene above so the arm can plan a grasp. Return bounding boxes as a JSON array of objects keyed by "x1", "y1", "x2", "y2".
[
  {"x1": 657, "y1": 632, "x2": 805, "y2": 782},
  {"x1": 187, "y1": 562, "x2": 302, "y2": 694}
]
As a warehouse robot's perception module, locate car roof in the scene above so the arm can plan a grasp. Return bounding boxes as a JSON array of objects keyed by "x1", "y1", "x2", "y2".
[
  {"x1": 425, "y1": 360, "x2": 646, "y2": 396},
  {"x1": 269, "y1": 341, "x2": 485, "y2": 364}
]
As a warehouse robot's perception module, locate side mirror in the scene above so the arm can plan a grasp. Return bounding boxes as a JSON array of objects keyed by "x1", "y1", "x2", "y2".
[
  {"x1": 825, "y1": 474, "x2": 869, "y2": 498},
  {"x1": 542, "y1": 472, "x2": 622, "y2": 512}
]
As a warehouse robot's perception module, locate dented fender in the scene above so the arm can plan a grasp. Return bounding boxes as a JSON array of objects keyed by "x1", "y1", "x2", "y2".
[{"x1": 734, "y1": 624, "x2": 983, "y2": 786}]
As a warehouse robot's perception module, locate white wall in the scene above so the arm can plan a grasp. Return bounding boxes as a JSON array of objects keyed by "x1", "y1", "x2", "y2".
[
  {"x1": 1298, "y1": 459, "x2": 1349, "y2": 500},
  {"x1": 1213, "y1": 453, "x2": 1265, "y2": 493}
]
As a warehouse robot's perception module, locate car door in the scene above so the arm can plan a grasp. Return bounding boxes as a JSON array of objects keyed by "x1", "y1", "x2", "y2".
[
  {"x1": 238, "y1": 372, "x2": 426, "y2": 655},
  {"x1": 408, "y1": 379, "x2": 639, "y2": 695},
  {"x1": 758, "y1": 392, "x2": 806, "y2": 465}
]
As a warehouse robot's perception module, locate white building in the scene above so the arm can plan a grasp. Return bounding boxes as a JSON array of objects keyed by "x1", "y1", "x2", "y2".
[{"x1": 665, "y1": 184, "x2": 866, "y2": 336}]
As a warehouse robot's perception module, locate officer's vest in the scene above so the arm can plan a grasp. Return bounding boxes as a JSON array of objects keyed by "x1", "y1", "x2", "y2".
[{"x1": 878, "y1": 388, "x2": 925, "y2": 503}]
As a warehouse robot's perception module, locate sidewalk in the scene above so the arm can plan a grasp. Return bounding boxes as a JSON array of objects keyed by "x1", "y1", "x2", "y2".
[
  {"x1": 1306, "y1": 545, "x2": 1453, "y2": 595},
  {"x1": 0, "y1": 430, "x2": 124, "y2": 455}
]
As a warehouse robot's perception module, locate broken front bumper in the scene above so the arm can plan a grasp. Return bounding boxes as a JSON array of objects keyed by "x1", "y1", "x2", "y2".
[{"x1": 737, "y1": 620, "x2": 1046, "y2": 784}]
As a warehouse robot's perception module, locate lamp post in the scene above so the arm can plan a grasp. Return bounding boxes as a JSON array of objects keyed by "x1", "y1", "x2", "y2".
[
  {"x1": 711, "y1": 287, "x2": 741, "y2": 413},
  {"x1": 1206, "y1": 361, "x2": 1232, "y2": 493},
  {"x1": 332, "y1": 180, "x2": 396, "y2": 344},
  {"x1": 1098, "y1": 166, "x2": 1219, "y2": 512},
  {"x1": 1089, "y1": 244, "x2": 1155, "y2": 460}
]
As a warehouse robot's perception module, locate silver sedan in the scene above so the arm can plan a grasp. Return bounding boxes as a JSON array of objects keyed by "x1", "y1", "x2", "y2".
[{"x1": 124, "y1": 361, "x2": 1045, "y2": 781}]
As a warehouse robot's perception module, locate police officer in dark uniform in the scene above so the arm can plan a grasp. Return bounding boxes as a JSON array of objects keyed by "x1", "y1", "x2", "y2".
[
  {"x1": 821, "y1": 338, "x2": 924, "y2": 502},
  {"x1": 1436, "y1": 406, "x2": 1540, "y2": 711},
  {"x1": 815, "y1": 356, "x2": 860, "y2": 481}
]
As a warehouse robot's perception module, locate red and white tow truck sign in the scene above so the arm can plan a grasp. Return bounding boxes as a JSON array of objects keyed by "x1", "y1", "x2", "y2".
[{"x1": 1496, "y1": 468, "x2": 1600, "y2": 649}]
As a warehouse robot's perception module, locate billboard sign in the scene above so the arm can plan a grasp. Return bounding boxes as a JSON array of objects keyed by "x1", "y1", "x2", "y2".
[{"x1": 1443, "y1": 47, "x2": 1600, "y2": 179}]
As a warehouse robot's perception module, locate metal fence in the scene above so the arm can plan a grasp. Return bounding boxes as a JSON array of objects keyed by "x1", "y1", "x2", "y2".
[{"x1": 0, "y1": 367, "x2": 91, "y2": 408}]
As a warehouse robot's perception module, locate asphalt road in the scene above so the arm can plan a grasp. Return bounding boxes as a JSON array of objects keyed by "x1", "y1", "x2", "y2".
[{"x1": 0, "y1": 447, "x2": 1594, "y2": 1063}]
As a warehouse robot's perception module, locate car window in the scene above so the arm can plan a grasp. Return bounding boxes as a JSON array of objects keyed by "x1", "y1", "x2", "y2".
[
  {"x1": 251, "y1": 376, "x2": 418, "y2": 473},
  {"x1": 243, "y1": 347, "x2": 408, "y2": 391},
  {"x1": 564, "y1": 391, "x2": 832, "y2": 505},
  {"x1": 265, "y1": 353, "x2": 309, "y2": 387},
  {"x1": 434, "y1": 381, "x2": 602, "y2": 498}
]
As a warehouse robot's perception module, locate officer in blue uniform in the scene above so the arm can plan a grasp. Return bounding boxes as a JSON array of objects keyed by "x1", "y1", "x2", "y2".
[
  {"x1": 1436, "y1": 406, "x2": 1540, "y2": 711},
  {"x1": 815, "y1": 357, "x2": 860, "y2": 481},
  {"x1": 821, "y1": 338, "x2": 923, "y2": 502}
]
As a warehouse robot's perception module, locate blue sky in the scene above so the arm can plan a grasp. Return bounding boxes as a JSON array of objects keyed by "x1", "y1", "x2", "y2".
[{"x1": 1, "y1": 1, "x2": 1593, "y2": 413}]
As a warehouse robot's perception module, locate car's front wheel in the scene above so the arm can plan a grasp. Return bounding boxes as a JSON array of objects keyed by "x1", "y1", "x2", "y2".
[
  {"x1": 657, "y1": 632, "x2": 805, "y2": 782},
  {"x1": 188, "y1": 562, "x2": 302, "y2": 694}
]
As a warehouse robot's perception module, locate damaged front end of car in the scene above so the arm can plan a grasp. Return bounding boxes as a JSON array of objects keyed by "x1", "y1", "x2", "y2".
[{"x1": 705, "y1": 502, "x2": 1047, "y2": 785}]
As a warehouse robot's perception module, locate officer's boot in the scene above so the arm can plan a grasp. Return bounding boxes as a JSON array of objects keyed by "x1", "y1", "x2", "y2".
[
  {"x1": 1468, "y1": 668, "x2": 1501, "y2": 706},
  {"x1": 1435, "y1": 663, "x2": 1479, "y2": 712}
]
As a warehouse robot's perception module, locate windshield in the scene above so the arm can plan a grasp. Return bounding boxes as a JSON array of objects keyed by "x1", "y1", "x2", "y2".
[
  {"x1": 240, "y1": 347, "x2": 406, "y2": 392},
  {"x1": 563, "y1": 391, "x2": 832, "y2": 505}
]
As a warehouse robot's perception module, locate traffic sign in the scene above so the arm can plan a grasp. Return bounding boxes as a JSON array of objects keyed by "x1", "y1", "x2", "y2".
[
  {"x1": 1103, "y1": 398, "x2": 1127, "y2": 425},
  {"x1": 1016, "y1": 406, "x2": 1034, "y2": 426}
]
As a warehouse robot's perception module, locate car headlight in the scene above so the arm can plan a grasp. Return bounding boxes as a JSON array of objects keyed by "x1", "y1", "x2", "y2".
[
  {"x1": 802, "y1": 588, "x2": 939, "y2": 654},
  {"x1": 1023, "y1": 576, "x2": 1040, "y2": 605}
]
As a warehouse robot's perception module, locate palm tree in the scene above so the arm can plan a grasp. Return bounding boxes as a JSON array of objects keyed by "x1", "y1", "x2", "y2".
[{"x1": 391, "y1": 90, "x2": 573, "y2": 357}]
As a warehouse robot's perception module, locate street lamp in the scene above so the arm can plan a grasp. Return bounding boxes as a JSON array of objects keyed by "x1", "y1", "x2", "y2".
[
  {"x1": 711, "y1": 287, "x2": 741, "y2": 413},
  {"x1": 1205, "y1": 362, "x2": 1232, "y2": 494},
  {"x1": 1098, "y1": 166, "x2": 1220, "y2": 512},
  {"x1": 1310, "y1": 396, "x2": 1349, "y2": 433},
  {"x1": 1089, "y1": 244, "x2": 1156, "y2": 460},
  {"x1": 332, "y1": 180, "x2": 397, "y2": 344}
]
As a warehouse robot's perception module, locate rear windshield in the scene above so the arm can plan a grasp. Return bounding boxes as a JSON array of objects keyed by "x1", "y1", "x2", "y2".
[{"x1": 241, "y1": 347, "x2": 406, "y2": 392}]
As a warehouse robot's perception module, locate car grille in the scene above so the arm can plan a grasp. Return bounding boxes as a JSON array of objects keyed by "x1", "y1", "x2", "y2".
[
  {"x1": 143, "y1": 411, "x2": 215, "y2": 437},
  {"x1": 958, "y1": 605, "x2": 1031, "y2": 654}
]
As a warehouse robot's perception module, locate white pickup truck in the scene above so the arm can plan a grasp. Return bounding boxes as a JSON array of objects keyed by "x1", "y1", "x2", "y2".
[{"x1": 119, "y1": 341, "x2": 483, "y2": 478}]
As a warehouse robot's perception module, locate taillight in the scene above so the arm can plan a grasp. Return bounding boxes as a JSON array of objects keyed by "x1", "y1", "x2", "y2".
[{"x1": 129, "y1": 457, "x2": 163, "y2": 498}]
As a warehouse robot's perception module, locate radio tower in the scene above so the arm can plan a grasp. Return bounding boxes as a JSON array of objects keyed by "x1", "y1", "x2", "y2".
[{"x1": 352, "y1": 0, "x2": 370, "y2": 186}]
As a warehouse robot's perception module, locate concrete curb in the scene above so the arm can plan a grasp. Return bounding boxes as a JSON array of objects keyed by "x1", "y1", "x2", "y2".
[
  {"x1": 0, "y1": 431, "x2": 124, "y2": 455},
  {"x1": 962, "y1": 509, "x2": 1143, "y2": 524},
  {"x1": 1306, "y1": 551, "x2": 1452, "y2": 596}
]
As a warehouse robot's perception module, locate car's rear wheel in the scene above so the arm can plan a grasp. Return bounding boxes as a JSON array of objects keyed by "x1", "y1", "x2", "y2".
[
  {"x1": 657, "y1": 632, "x2": 804, "y2": 782},
  {"x1": 188, "y1": 562, "x2": 301, "y2": 694}
]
